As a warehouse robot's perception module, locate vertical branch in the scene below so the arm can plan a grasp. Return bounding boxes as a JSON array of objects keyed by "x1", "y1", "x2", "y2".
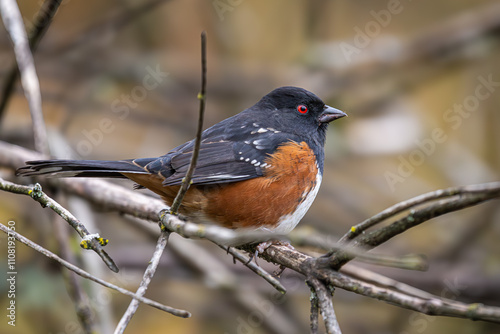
[
  {"x1": 307, "y1": 278, "x2": 342, "y2": 334},
  {"x1": 114, "y1": 231, "x2": 170, "y2": 334},
  {"x1": 169, "y1": 31, "x2": 207, "y2": 214},
  {"x1": 116, "y1": 31, "x2": 208, "y2": 332},
  {"x1": 0, "y1": 0, "x2": 62, "y2": 120},
  {"x1": 308, "y1": 283, "x2": 320, "y2": 334},
  {"x1": 0, "y1": 0, "x2": 49, "y2": 155}
]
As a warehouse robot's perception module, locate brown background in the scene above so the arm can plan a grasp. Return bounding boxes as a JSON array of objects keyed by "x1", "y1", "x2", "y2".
[{"x1": 0, "y1": 0, "x2": 499, "y2": 333}]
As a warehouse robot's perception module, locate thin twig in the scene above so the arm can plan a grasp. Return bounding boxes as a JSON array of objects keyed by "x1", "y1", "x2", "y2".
[
  {"x1": 339, "y1": 183, "x2": 500, "y2": 244},
  {"x1": 116, "y1": 31, "x2": 206, "y2": 331},
  {"x1": 115, "y1": 231, "x2": 170, "y2": 333},
  {"x1": 169, "y1": 31, "x2": 207, "y2": 214},
  {"x1": 308, "y1": 281, "x2": 320, "y2": 334},
  {"x1": 0, "y1": 0, "x2": 62, "y2": 120},
  {"x1": 323, "y1": 184, "x2": 500, "y2": 268},
  {"x1": 0, "y1": 222, "x2": 190, "y2": 318},
  {"x1": 217, "y1": 244, "x2": 287, "y2": 294},
  {"x1": 0, "y1": 177, "x2": 118, "y2": 272},
  {"x1": 307, "y1": 278, "x2": 342, "y2": 334},
  {"x1": 0, "y1": 0, "x2": 49, "y2": 155}
]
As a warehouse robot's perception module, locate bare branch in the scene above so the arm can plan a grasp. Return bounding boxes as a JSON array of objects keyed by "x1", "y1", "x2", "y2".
[
  {"x1": 0, "y1": 0, "x2": 49, "y2": 155},
  {"x1": 264, "y1": 244, "x2": 500, "y2": 323},
  {"x1": 307, "y1": 278, "x2": 342, "y2": 334},
  {"x1": 0, "y1": 0, "x2": 62, "y2": 119},
  {"x1": 339, "y1": 183, "x2": 500, "y2": 243},
  {"x1": 0, "y1": 177, "x2": 118, "y2": 272},
  {"x1": 323, "y1": 183, "x2": 500, "y2": 268},
  {"x1": 217, "y1": 244, "x2": 287, "y2": 294},
  {"x1": 117, "y1": 31, "x2": 206, "y2": 331},
  {"x1": 115, "y1": 231, "x2": 170, "y2": 333},
  {"x1": 309, "y1": 284, "x2": 319, "y2": 334},
  {"x1": 170, "y1": 31, "x2": 207, "y2": 214},
  {"x1": 160, "y1": 211, "x2": 285, "y2": 245},
  {"x1": 0, "y1": 222, "x2": 190, "y2": 318},
  {"x1": 320, "y1": 270, "x2": 500, "y2": 323}
]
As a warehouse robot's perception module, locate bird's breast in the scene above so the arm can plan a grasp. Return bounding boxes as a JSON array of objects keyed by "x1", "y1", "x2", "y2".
[{"x1": 203, "y1": 141, "x2": 321, "y2": 231}]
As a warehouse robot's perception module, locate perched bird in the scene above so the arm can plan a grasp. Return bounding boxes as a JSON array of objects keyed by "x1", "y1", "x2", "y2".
[{"x1": 17, "y1": 87, "x2": 346, "y2": 244}]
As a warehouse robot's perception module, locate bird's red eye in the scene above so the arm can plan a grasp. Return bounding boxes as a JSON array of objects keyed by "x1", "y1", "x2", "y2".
[{"x1": 297, "y1": 105, "x2": 308, "y2": 114}]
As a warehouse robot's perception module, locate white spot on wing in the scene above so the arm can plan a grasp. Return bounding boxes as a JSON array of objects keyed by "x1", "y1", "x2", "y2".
[
  {"x1": 50, "y1": 171, "x2": 79, "y2": 177},
  {"x1": 253, "y1": 139, "x2": 266, "y2": 150},
  {"x1": 204, "y1": 174, "x2": 249, "y2": 180}
]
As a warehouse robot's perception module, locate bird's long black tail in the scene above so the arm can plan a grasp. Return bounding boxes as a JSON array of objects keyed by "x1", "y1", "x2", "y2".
[{"x1": 16, "y1": 159, "x2": 150, "y2": 178}]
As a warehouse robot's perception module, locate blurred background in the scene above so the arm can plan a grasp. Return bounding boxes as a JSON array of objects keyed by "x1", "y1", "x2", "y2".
[{"x1": 0, "y1": 0, "x2": 499, "y2": 333}]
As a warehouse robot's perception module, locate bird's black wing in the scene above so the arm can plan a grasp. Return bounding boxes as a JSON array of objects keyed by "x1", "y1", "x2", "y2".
[{"x1": 141, "y1": 116, "x2": 299, "y2": 186}]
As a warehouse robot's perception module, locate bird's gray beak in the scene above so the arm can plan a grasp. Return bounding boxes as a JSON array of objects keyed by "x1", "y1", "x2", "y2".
[{"x1": 318, "y1": 105, "x2": 347, "y2": 124}]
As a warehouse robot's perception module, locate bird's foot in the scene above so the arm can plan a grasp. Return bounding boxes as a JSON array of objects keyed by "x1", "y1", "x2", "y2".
[
  {"x1": 246, "y1": 240, "x2": 294, "y2": 267},
  {"x1": 256, "y1": 239, "x2": 294, "y2": 253}
]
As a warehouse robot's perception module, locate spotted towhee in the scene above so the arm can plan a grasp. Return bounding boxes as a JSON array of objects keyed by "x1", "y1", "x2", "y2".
[{"x1": 17, "y1": 87, "x2": 346, "y2": 242}]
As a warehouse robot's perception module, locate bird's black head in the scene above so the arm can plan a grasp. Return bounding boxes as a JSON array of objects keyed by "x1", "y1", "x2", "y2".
[{"x1": 254, "y1": 86, "x2": 346, "y2": 136}]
